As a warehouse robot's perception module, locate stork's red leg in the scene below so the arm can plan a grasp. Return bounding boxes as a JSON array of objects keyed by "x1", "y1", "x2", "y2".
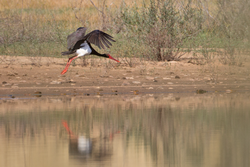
[
  {"x1": 61, "y1": 120, "x2": 74, "y2": 136},
  {"x1": 61, "y1": 56, "x2": 77, "y2": 75}
]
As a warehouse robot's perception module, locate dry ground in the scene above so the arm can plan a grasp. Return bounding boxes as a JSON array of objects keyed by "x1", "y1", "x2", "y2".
[{"x1": 0, "y1": 55, "x2": 249, "y2": 98}]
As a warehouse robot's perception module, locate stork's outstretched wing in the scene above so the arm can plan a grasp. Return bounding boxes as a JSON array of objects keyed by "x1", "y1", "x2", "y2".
[
  {"x1": 76, "y1": 30, "x2": 116, "y2": 49},
  {"x1": 67, "y1": 27, "x2": 87, "y2": 51}
]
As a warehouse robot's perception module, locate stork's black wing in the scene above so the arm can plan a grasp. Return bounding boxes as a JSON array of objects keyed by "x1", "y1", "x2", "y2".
[
  {"x1": 67, "y1": 27, "x2": 88, "y2": 51},
  {"x1": 76, "y1": 30, "x2": 116, "y2": 50}
]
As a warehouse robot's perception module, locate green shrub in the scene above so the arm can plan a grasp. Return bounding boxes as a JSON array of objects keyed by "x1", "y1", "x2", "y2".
[{"x1": 117, "y1": 0, "x2": 204, "y2": 61}]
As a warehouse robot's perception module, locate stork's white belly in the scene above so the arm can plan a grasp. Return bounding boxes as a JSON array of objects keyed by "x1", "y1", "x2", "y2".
[
  {"x1": 77, "y1": 136, "x2": 92, "y2": 154},
  {"x1": 76, "y1": 42, "x2": 92, "y2": 57}
]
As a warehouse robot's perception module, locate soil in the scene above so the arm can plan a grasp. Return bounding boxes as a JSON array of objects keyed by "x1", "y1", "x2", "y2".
[{"x1": 0, "y1": 55, "x2": 249, "y2": 98}]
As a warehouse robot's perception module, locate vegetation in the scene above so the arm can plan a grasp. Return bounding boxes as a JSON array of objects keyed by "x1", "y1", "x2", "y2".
[{"x1": 0, "y1": 0, "x2": 249, "y2": 65}]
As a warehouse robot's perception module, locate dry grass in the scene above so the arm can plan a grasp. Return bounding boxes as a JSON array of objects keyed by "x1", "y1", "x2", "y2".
[
  {"x1": 0, "y1": 0, "x2": 219, "y2": 27},
  {"x1": 0, "y1": 0, "x2": 139, "y2": 9},
  {"x1": 0, "y1": 0, "x2": 144, "y2": 27},
  {"x1": 0, "y1": 0, "x2": 249, "y2": 66}
]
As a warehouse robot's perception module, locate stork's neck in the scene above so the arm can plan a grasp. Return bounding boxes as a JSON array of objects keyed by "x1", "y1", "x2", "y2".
[{"x1": 88, "y1": 43, "x2": 109, "y2": 58}]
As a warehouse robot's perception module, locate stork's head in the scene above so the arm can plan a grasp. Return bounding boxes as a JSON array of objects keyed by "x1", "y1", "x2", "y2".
[{"x1": 77, "y1": 27, "x2": 84, "y2": 31}]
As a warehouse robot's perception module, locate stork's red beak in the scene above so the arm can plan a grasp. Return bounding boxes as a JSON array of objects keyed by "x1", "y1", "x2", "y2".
[{"x1": 108, "y1": 55, "x2": 120, "y2": 63}]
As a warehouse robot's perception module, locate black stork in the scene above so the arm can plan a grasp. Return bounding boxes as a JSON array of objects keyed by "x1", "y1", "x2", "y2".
[{"x1": 61, "y1": 27, "x2": 120, "y2": 75}]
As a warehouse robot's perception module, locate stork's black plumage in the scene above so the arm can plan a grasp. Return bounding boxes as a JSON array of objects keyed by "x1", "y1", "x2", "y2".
[{"x1": 61, "y1": 27, "x2": 119, "y2": 75}]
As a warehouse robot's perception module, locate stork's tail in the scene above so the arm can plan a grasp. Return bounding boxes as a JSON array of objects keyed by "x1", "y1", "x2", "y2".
[{"x1": 61, "y1": 51, "x2": 74, "y2": 55}]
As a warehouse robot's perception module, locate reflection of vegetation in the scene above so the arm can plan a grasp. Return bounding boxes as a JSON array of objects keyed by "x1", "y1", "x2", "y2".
[{"x1": 0, "y1": 95, "x2": 250, "y2": 166}]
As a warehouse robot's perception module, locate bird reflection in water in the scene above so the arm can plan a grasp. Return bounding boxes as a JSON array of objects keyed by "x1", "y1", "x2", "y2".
[{"x1": 61, "y1": 120, "x2": 120, "y2": 160}]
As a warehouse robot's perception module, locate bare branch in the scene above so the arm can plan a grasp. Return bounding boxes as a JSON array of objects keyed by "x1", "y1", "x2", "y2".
[
  {"x1": 72, "y1": 0, "x2": 86, "y2": 25},
  {"x1": 89, "y1": 0, "x2": 104, "y2": 15},
  {"x1": 88, "y1": 0, "x2": 107, "y2": 30}
]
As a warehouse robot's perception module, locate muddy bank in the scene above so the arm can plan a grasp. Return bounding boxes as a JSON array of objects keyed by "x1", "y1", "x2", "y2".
[{"x1": 0, "y1": 55, "x2": 249, "y2": 98}]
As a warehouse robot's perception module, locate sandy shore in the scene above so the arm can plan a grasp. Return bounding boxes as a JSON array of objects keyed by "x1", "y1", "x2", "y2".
[{"x1": 0, "y1": 55, "x2": 249, "y2": 98}]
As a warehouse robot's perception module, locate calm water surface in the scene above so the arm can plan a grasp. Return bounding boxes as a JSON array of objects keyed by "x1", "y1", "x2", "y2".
[{"x1": 0, "y1": 93, "x2": 250, "y2": 167}]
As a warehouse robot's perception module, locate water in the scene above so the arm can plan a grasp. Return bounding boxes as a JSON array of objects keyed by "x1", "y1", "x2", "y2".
[{"x1": 0, "y1": 92, "x2": 250, "y2": 167}]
